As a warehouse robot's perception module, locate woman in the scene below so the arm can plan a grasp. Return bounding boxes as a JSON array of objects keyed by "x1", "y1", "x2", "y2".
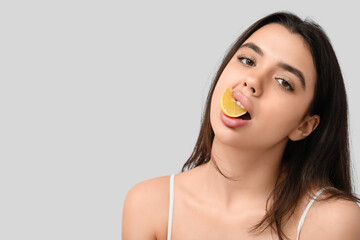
[{"x1": 122, "y1": 12, "x2": 360, "y2": 240}]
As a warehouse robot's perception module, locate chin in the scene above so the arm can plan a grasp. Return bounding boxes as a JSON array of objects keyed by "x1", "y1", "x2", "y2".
[{"x1": 212, "y1": 124, "x2": 243, "y2": 147}]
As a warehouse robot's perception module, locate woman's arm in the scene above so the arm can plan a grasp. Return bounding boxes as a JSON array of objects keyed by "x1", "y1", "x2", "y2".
[
  {"x1": 122, "y1": 182, "x2": 157, "y2": 239},
  {"x1": 122, "y1": 176, "x2": 170, "y2": 240}
]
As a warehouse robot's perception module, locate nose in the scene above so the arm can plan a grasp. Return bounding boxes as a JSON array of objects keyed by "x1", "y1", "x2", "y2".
[{"x1": 241, "y1": 73, "x2": 263, "y2": 97}]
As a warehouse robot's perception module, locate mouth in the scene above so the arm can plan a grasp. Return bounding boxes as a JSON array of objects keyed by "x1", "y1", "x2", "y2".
[
  {"x1": 220, "y1": 88, "x2": 253, "y2": 126},
  {"x1": 237, "y1": 112, "x2": 251, "y2": 120},
  {"x1": 220, "y1": 111, "x2": 251, "y2": 128},
  {"x1": 232, "y1": 90, "x2": 253, "y2": 119},
  {"x1": 233, "y1": 100, "x2": 251, "y2": 120}
]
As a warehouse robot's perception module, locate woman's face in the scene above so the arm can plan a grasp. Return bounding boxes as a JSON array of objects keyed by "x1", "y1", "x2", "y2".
[{"x1": 210, "y1": 23, "x2": 317, "y2": 150}]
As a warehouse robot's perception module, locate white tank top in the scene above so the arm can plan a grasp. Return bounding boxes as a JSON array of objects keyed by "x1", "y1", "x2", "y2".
[{"x1": 166, "y1": 174, "x2": 359, "y2": 240}]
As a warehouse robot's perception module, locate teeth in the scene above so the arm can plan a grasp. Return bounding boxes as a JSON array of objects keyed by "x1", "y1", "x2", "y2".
[{"x1": 236, "y1": 100, "x2": 245, "y2": 109}]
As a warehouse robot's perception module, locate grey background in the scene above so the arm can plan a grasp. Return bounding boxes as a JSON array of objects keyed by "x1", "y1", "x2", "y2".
[{"x1": 0, "y1": 0, "x2": 359, "y2": 239}]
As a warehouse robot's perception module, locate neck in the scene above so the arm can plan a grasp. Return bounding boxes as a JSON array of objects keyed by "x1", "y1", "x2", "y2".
[{"x1": 201, "y1": 137, "x2": 286, "y2": 211}]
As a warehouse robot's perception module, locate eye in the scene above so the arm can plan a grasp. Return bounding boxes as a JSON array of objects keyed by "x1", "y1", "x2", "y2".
[
  {"x1": 237, "y1": 56, "x2": 255, "y2": 67},
  {"x1": 276, "y1": 78, "x2": 294, "y2": 92}
]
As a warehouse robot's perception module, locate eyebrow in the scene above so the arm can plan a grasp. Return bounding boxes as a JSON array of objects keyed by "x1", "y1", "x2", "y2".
[
  {"x1": 240, "y1": 42, "x2": 264, "y2": 56},
  {"x1": 277, "y1": 62, "x2": 306, "y2": 89},
  {"x1": 239, "y1": 42, "x2": 306, "y2": 89}
]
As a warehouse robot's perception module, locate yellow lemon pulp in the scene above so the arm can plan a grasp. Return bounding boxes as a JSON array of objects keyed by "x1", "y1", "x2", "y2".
[{"x1": 220, "y1": 88, "x2": 247, "y2": 117}]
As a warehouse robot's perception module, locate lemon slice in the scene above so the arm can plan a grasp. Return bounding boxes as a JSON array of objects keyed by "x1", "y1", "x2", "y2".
[{"x1": 220, "y1": 88, "x2": 247, "y2": 117}]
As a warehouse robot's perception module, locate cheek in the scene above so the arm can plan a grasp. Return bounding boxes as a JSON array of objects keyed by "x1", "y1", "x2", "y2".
[
  {"x1": 210, "y1": 89, "x2": 220, "y2": 124},
  {"x1": 210, "y1": 83, "x2": 226, "y2": 133},
  {"x1": 213, "y1": 66, "x2": 237, "y2": 93},
  {"x1": 210, "y1": 80, "x2": 227, "y2": 115},
  {"x1": 211, "y1": 67, "x2": 237, "y2": 105},
  {"x1": 260, "y1": 98, "x2": 309, "y2": 135}
]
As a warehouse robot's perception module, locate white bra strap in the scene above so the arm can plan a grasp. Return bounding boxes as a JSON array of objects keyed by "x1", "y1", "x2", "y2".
[
  {"x1": 296, "y1": 188, "x2": 326, "y2": 240},
  {"x1": 167, "y1": 174, "x2": 175, "y2": 240}
]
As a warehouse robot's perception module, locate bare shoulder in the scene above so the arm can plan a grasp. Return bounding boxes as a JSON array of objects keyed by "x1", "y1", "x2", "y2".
[
  {"x1": 301, "y1": 196, "x2": 360, "y2": 240},
  {"x1": 125, "y1": 175, "x2": 171, "y2": 204},
  {"x1": 122, "y1": 175, "x2": 172, "y2": 240}
]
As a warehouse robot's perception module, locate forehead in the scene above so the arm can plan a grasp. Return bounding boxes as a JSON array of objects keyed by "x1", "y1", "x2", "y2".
[{"x1": 241, "y1": 23, "x2": 317, "y2": 89}]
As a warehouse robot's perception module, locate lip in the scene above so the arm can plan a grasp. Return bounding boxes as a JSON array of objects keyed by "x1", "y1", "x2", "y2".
[
  {"x1": 232, "y1": 90, "x2": 253, "y2": 117},
  {"x1": 220, "y1": 111, "x2": 249, "y2": 128}
]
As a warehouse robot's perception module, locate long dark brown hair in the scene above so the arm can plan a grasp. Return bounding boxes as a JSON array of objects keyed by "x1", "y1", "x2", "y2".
[{"x1": 182, "y1": 11, "x2": 359, "y2": 239}]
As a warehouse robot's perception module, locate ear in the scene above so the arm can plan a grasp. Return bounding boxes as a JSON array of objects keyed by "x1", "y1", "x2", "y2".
[{"x1": 288, "y1": 115, "x2": 320, "y2": 141}]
